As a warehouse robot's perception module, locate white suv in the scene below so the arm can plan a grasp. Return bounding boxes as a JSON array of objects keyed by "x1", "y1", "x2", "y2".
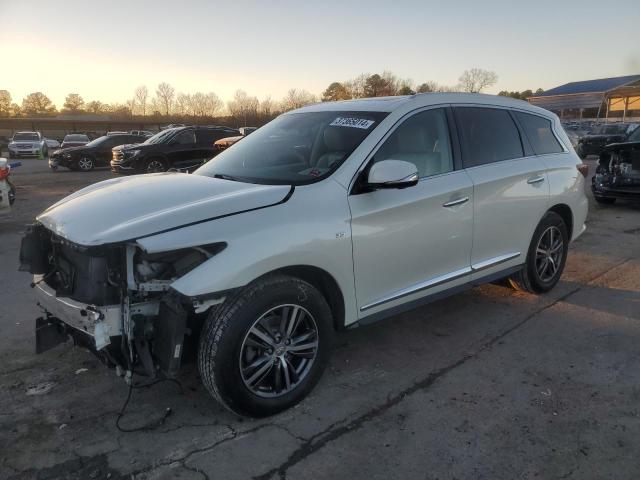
[{"x1": 20, "y1": 93, "x2": 588, "y2": 417}]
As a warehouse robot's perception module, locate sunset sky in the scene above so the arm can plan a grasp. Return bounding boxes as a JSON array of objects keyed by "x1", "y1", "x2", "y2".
[{"x1": 1, "y1": 0, "x2": 639, "y2": 107}]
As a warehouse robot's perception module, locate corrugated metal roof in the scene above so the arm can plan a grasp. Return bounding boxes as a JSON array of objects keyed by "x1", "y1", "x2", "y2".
[{"x1": 534, "y1": 75, "x2": 640, "y2": 97}]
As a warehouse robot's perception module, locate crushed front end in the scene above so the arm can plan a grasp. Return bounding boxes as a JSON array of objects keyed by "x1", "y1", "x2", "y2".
[
  {"x1": 19, "y1": 223, "x2": 225, "y2": 378},
  {"x1": 593, "y1": 148, "x2": 640, "y2": 201}
]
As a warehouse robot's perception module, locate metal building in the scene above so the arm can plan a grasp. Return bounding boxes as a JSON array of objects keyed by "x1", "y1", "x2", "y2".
[{"x1": 528, "y1": 75, "x2": 640, "y2": 121}]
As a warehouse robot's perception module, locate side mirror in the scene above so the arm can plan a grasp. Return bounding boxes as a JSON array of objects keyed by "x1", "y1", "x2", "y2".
[{"x1": 366, "y1": 159, "x2": 419, "y2": 189}]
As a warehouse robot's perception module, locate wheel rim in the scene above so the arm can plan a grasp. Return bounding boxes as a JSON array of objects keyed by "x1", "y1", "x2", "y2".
[
  {"x1": 78, "y1": 157, "x2": 93, "y2": 170},
  {"x1": 146, "y1": 160, "x2": 165, "y2": 173},
  {"x1": 535, "y1": 226, "x2": 563, "y2": 282},
  {"x1": 239, "y1": 304, "x2": 319, "y2": 398}
]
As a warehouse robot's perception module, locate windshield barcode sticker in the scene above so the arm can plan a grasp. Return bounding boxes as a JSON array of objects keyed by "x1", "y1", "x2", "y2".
[{"x1": 330, "y1": 117, "x2": 375, "y2": 129}]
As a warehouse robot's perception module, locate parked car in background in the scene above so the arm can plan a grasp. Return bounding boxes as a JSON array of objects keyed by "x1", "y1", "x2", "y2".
[
  {"x1": 22, "y1": 94, "x2": 588, "y2": 417},
  {"x1": 592, "y1": 125, "x2": 640, "y2": 204},
  {"x1": 160, "y1": 123, "x2": 186, "y2": 130},
  {"x1": 576, "y1": 123, "x2": 638, "y2": 159},
  {"x1": 49, "y1": 133, "x2": 147, "y2": 171},
  {"x1": 111, "y1": 126, "x2": 239, "y2": 174},
  {"x1": 61, "y1": 134, "x2": 90, "y2": 149},
  {"x1": 8, "y1": 131, "x2": 47, "y2": 158},
  {"x1": 213, "y1": 126, "x2": 258, "y2": 153},
  {"x1": 130, "y1": 130, "x2": 154, "y2": 137},
  {"x1": 44, "y1": 138, "x2": 61, "y2": 150},
  {"x1": 106, "y1": 131, "x2": 128, "y2": 136}
]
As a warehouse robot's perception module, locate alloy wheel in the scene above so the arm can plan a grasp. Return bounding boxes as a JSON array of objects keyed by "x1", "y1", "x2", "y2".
[
  {"x1": 146, "y1": 160, "x2": 165, "y2": 173},
  {"x1": 239, "y1": 304, "x2": 319, "y2": 398},
  {"x1": 535, "y1": 226, "x2": 564, "y2": 282},
  {"x1": 78, "y1": 157, "x2": 93, "y2": 171}
]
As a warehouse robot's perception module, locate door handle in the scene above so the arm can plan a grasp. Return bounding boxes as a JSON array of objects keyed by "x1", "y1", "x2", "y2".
[
  {"x1": 527, "y1": 176, "x2": 545, "y2": 185},
  {"x1": 442, "y1": 196, "x2": 469, "y2": 208}
]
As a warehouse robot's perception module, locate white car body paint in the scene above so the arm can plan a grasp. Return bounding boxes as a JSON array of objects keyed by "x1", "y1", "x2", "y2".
[{"x1": 35, "y1": 93, "x2": 588, "y2": 329}]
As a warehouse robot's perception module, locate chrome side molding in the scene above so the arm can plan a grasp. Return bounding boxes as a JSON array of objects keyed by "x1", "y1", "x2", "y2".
[{"x1": 360, "y1": 252, "x2": 521, "y2": 312}]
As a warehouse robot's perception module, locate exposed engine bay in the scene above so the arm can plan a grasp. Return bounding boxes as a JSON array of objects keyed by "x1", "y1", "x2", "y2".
[
  {"x1": 19, "y1": 223, "x2": 226, "y2": 378},
  {"x1": 595, "y1": 151, "x2": 640, "y2": 189}
]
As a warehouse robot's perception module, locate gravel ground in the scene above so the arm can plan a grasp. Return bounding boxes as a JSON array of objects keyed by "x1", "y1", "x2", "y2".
[{"x1": 1, "y1": 156, "x2": 639, "y2": 480}]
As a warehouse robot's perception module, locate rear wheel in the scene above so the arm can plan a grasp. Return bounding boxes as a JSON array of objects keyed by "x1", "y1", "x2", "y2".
[
  {"x1": 77, "y1": 156, "x2": 94, "y2": 171},
  {"x1": 508, "y1": 211, "x2": 568, "y2": 294},
  {"x1": 198, "y1": 275, "x2": 333, "y2": 417}
]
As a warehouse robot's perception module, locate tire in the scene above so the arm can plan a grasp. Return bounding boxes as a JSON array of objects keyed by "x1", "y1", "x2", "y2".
[
  {"x1": 198, "y1": 274, "x2": 333, "y2": 417},
  {"x1": 77, "y1": 156, "x2": 94, "y2": 171},
  {"x1": 508, "y1": 211, "x2": 568, "y2": 294},
  {"x1": 8, "y1": 180, "x2": 15, "y2": 205},
  {"x1": 144, "y1": 158, "x2": 167, "y2": 173},
  {"x1": 594, "y1": 196, "x2": 616, "y2": 205}
]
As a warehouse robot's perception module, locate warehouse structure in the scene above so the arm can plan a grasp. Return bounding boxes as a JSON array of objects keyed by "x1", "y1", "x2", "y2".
[{"x1": 528, "y1": 74, "x2": 640, "y2": 121}]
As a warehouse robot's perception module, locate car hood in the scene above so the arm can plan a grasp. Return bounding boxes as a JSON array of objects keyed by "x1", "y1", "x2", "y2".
[
  {"x1": 113, "y1": 143, "x2": 143, "y2": 152},
  {"x1": 37, "y1": 173, "x2": 291, "y2": 246},
  {"x1": 604, "y1": 140, "x2": 640, "y2": 150},
  {"x1": 53, "y1": 145, "x2": 88, "y2": 155}
]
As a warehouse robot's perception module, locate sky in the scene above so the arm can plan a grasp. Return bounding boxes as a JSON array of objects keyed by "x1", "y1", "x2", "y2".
[{"x1": 1, "y1": 0, "x2": 639, "y2": 108}]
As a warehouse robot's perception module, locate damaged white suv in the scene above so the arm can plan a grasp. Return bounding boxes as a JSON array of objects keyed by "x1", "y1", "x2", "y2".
[{"x1": 20, "y1": 94, "x2": 589, "y2": 417}]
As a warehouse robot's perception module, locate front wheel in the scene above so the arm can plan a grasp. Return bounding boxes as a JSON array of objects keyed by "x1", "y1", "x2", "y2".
[
  {"x1": 508, "y1": 211, "x2": 568, "y2": 294},
  {"x1": 198, "y1": 275, "x2": 333, "y2": 417},
  {"x1": 145, "y1": 158, "x2": 167, "y2": 173}
]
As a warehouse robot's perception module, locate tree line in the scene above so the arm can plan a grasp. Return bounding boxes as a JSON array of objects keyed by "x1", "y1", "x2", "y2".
[{"x1": 0, "y1": 68, "x2": 543, "y2": 126}]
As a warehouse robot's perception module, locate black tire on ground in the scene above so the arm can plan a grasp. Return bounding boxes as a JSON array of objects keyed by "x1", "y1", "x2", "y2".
[
  {"x1": 508, "y1": 211, "x2": 569, "y2": 294},
  {"x1": 144, "y1": 158, "x2": 168, "y2": 173},
  {"x1": 198, "y1": 274, "x2": 334, "y2": 417},
  {"x1": 594, "y1": 196, "x2": 616, "y2": 205}
]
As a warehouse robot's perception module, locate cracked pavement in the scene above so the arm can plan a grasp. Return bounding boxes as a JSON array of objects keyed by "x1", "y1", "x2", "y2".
[{"x1": 1, "y1": 158, "x2": 639, "y2": 479}]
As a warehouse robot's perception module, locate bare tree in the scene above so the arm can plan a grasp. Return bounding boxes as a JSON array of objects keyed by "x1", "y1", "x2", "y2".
[
  {"x1": 155, "y1": 82, "x2": 175, "y2": 115},
  {"x1": 458, "y1": 68, "x2": 498, "y2": 93},
  {"x1": 134, "y1": 86, "x2": 148, "y2": 116},
  {"x1": 204, "y1": 92, "x2": 223, "y2": 117},
  {"x1": 175, "y1": 93, "x2": 191, "y2": 116},
  {"x1": 228, "y1": 90, "x2": 259, "y2": 125},
  {"x1": 0, "y1": 90, "x2": 11, "y2": 117},
  {"x1": 345, "y1": 74, "x2": 368, "y2": 99},
  {"x1": 259, "y1": 95, "x2": 275, "y2": 118},
  {"x1": 280, "y1": 89, "x2": 317, "y2": 112}
]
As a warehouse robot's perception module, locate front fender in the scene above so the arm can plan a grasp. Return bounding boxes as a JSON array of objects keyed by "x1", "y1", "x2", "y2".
[{"x1": 136, "y1": 180, "x2": 359, "y2": 326}]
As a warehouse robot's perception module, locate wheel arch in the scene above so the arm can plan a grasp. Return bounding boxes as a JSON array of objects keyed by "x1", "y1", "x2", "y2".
[
  {"x1": 547, "y1": 203, "x2": 573, "y2": 239},
  {"x1": 258, "y1": 265, "x2": 346, "y2": 332}
]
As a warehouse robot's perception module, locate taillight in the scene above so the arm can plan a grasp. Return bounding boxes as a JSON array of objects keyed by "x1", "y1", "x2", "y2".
[{"x1": 577, "y1": 164, "x2": 589, "y2": 177}]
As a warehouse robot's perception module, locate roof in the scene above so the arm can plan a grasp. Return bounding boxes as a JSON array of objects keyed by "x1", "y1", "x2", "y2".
[
  {"x1": 534, "y1": 75, "x2": 640, "y2": 97},
  {"x1": 293, "y1": 93, "x2": 545, "y2": 115}
]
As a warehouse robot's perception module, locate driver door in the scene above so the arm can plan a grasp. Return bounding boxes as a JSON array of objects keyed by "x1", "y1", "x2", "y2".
[{"x1": 348, "y1": 107, "x2": 474, "y2": 317}]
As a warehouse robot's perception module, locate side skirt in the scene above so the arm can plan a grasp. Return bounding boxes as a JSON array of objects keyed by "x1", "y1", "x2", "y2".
[{"x1": 351, "y1": 264, "x2": 523, "y2": 328}]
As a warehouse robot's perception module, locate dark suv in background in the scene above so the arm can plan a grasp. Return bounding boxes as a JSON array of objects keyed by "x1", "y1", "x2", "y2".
[
  {"x1": 49, "y1": 133, "x2": 147, "y2": 171},
  {"x1": 576, "y1": 123, "x2": 638, "y2": 159},
  {"x1": 111, "y1": 126, "x2": 239, "y2": 174}
]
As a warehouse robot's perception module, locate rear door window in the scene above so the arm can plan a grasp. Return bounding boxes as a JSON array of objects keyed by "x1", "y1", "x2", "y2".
[
  {"x1": 455, "y1": 107, "x2": 524, "y2": 167},
  {"x1": 515, "y1": 112, "x2": 564, "y2": 155}
]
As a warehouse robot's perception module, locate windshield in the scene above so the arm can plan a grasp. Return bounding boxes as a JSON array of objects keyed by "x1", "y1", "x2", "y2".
[
  {"x1": 195, "y1": 111, "x2": 388, "y2": 185},
  {"x1": 85, "y1": 136, "x2": 108, "y2": 147},
  {"x1": 64, "y1": 134, "x2": 89, "y2": 141},
  {"x1": 628, "y1": 127, "x2": 640, "y2": 142},
  {"x1": 143, "y1": 128, "x2": 180, "y2": 145},
  {"x1": 14, "y1": 133, "x2": 39, "y2": 141}
]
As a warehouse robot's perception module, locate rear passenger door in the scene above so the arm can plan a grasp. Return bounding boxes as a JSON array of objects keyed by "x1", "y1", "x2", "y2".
[
  {"x1": 453, "y1": 106, "x2": 550, "y2": 279},
  {"x1": 167, "y1": 129, "x2": 198, "y2": 169}
]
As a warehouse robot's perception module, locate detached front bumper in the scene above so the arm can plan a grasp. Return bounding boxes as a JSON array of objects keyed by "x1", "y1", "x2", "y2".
[
  {"x1": 34, "y1": 274, "x2": 121, "y2": 351},
  {"x1": 592, "y1": 176, "x2": 640, "y2": 200}
]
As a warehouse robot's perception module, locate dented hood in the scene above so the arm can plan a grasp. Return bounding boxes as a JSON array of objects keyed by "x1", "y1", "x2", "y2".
[{"x1": 37, "y1": 173, "x2": 291, "y2": 246}]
